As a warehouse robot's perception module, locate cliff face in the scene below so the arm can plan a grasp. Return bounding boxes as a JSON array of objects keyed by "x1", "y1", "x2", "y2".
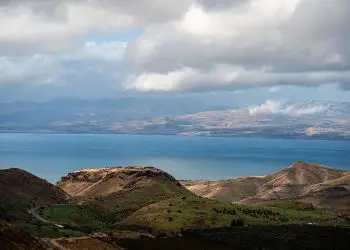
[{"x1": 181, "y1": 161, "x2": 350, "y2": 214}]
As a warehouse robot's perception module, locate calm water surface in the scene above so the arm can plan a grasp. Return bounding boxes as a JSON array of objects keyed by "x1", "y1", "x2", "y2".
[{"x1": 0, "y1": 133, "x2": 349, "y2": 183}]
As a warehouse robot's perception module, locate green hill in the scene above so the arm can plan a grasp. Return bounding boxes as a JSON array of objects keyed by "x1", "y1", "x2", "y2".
[{"x1": 0, "y1": 168, "x2": 70, "y2": 222}]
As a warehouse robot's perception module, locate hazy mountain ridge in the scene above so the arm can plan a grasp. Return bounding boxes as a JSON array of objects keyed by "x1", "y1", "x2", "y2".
[
  {"x1": 0, "y1": 97, "x2": 221, "y2": 133},
  {"x1": 1, "y1": 99, "x2": 349, "y2": 140},
  {"x1": 181, "y1": 161, "x2": 350, "y2": 214},
  {"x1": 108, "y1": 100, "x2": 350, "y2": 140}
]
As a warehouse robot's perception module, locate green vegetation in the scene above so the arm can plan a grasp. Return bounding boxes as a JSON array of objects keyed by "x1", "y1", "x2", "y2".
[
  {"x1": 40, "y1": 204, "x2": 106, "y2": 229},
  {"x1": 0, "y1": 195, "x2": 32, "y2": 221},
  {"x1": 13, "y1": 222, "x2": 86, "y2": 238},
  {"x1": 260, "y1": 200, "x2": 349, "y2": 225},
  {"x1": 121, "y1": 196, "x2": 282, "y2": 233},
  {"x1": 88, "y1": 176, "x2": 193, "y2": 223},
  {"x1": 263, "y1": 200, "x2": 315, "y2": 210},
  {"x1": 121, "y1": 196, "x2": 350, "y2": 234}
]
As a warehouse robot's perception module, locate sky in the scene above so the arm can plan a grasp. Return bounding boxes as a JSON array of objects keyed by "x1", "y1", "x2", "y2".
[{"x1": 0, "y1": 0, "x2": 349, "y2": 106}]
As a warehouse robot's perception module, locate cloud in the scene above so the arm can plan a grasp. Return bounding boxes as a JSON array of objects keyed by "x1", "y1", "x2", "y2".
[
  {"x1": 0, "y1": 55, "x2": 64, "y2": 85},
  {"x1": 269, "y1": 86, "x2": 281, "y2": 93},
  {"x1": 124, "y1": 0, "x2": 350, "y2": 92},
  {"x1": 63, "y1": 41, "x2": 127, "y2": 61},
  {"x1": 0, "y1": 0, "x2": 193, "y2": 55},
  {"x1": 0, "y1": 40, "x2": 127, "y2": 85},
  {"x1": 248, "y1": 100, "x2": 328, "y2": 116},
  {"x1": 1, "y1": 0, "x2": 350, "y2": 94},
  {"x1": 125, "y1": 65, "x2": 350, "y2": 92}
]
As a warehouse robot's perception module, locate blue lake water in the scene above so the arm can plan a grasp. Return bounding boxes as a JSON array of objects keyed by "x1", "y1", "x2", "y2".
[{"x1": 0, "y1": 133, "x2": 349, "y2": 183}]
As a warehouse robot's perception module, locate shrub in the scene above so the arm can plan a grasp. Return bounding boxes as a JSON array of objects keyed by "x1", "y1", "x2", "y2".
[{"x1": 230, "y1": 218, "x2": 245, "y2": 227}]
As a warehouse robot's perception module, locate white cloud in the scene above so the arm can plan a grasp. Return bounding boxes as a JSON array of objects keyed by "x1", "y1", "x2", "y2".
[
  {"x1": 125, "y1": 0, "x2": 350, "y2": 92},
  {"x1": 0, "y1": 55, "x2": 64, "y2": 85},
  {"x1": 0, "y1": 40, "x2": 127, "y2": 85},
  {"x1": 269, "y1": 86, "x2": 281, "y2": 92},
  {"x1": 65, "y1": 41, "x2": 127, "y2": 61},
  {"x1": 0, "y1": 0, "x2": 350, "y2": 93},
  {"x1": 125, "y1": 65, "x2": 350, "y2": 92},
  {"x1": 248, "y1": 100, "x2": 328, "y2": 116}
]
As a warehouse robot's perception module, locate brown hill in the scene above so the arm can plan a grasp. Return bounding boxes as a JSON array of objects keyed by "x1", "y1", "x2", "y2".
[
  {"x1": 57, "y1": 166, "x2": 193, "y2": 221},
  {"x1": 57, "y1": 166, "x2": 190, "y2": 199},
  {"x1": 181, "y1": 161, "x2": 350, "y2": 214},
  {"x1": 0, "y1": 219, "x2": 46, "y2": 250},
  {"x1": 0, "y1": 168, "x2": 71, "y2": 221}
]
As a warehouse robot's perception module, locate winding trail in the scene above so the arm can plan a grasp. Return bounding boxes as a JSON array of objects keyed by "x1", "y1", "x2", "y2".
[
  {"x1": 28, "y1": 206, "x2": 64, "y2": 228},
  {"x1": 74, "y1": 177, "x2": 105, "y2": 196},
  {"x1": 43, "y1": 239, "x2": 68, "y2": 250},
  {"x1": 28, "y1": 207, "x2": 50, "y2": 224}
]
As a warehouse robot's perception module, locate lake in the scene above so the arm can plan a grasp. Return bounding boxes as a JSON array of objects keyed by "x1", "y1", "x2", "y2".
[{"x1": 0, "y1": 133, "x2": 349, "y2": 183}]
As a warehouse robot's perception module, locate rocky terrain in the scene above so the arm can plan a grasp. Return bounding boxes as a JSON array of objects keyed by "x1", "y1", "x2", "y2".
[{"x1": 181, "y1": 161, "x2": 350, "y2": 214}]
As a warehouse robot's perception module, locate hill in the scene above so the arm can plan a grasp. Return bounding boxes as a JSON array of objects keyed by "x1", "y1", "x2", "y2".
[
  {"x1": 1, "y1": 165, "x2": 350, "y2": 245},
  {"x1": 0, "y1": 168, "x2": 70, "y2": 221},
  {"x1": 57, "y1": 166, "x2": 193, "y2": 222},
  {"x1": 181, "y1": 161, "x2": 350, "y2": 214}
]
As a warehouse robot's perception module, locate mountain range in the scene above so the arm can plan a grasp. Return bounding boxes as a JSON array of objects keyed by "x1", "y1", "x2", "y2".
[
  {"x1": 111, "y1": 100, "x2": 350, "y2": 140},
  {"x1": 1, "y1": 162, "x2": 350, "y2": 249},
  {"x1": 1, "y1": 98, "x2": 349, "y2": 140}
]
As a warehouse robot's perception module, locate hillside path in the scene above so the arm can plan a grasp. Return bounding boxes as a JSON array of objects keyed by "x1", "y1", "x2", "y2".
[
  {"x1": 28, "y1": 207, "x2": 50, "y2": 223},
  {"x1": 44, "y1": 239, "x2": 68, "y2": 250},
  {"x1": 74, "y1": 177, "x2": 105, "y2": 196},
  {"x1": 28, "y1": 206, "x2": 64, "y2": 228}
]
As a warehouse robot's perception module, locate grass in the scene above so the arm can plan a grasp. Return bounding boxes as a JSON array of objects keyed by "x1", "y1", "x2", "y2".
[
  {"x1": 40, "y1": 204, "x2": 106, "y2": 229},
  {"x1": 263, "y1": 200, "x2": 316, "y2": 210},
  {"x1": 260, "y1": 200, "x2": 349, "y2": 225},
  {"x1": 120, "y1": 196, "x2": 350, "y2": 234},
  {"x1": 121, "y1": 196, "x2": 280, "y2": 233},
  {"x1": 13, "y1": 221, "x2": 86, "y2": 238},
  {"x1": 88, "y1": 177, "x2": 193, "y2": 223}
]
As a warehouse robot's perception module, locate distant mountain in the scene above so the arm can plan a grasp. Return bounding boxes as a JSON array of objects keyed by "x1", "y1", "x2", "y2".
[
  {"x1": 0, "y1": 99, "x2": 348, "y2": 139},
  {"x1": 0, "y1": 97, "x2": 222, "y2": 133},
  {"x1": 109, "y1": 100, "x2": 350, "y2": 140},
  {"x1": 181, "y1": 161, "x2": 350, "y2": 214}
]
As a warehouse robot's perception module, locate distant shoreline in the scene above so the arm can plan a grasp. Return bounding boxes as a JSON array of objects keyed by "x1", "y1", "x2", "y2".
[{"x1": 1, "y1": 131, "x2": 349, "y2": 141}]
